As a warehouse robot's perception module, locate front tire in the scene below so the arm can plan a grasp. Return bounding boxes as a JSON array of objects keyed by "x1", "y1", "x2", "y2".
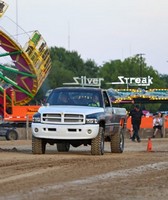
[
  {"x1": 111, "y1": 126, "x2": 124, "y2": 153},
  {"x1": 32, "y1": 135, "x2": 46, "y2": 154},
  {"x1": 91, "y1": 126, "x2": 104, "y2": 155}
]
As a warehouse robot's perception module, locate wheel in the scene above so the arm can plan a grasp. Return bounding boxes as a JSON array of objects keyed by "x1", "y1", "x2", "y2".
[
  {"x1": 32, "y1": 135, "x2": 46, "y2": 154},
  {"x1": 6, "y1": 129, "x2": 18, "y2": 140},
  {"x1": 57, "y1": 143, "x2": 70, "y2": 152},
  {"x1": 110, "y1": 126, "x2": 124, "y2": 153},
  {"x1": 91, "y1": 126, "x2": 104, "y2": 155}
]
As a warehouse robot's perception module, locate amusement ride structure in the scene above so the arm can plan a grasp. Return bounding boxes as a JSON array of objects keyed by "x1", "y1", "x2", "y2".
[
  {"x1": 0, "y1": 1, "x2": 51, "y2": 139},
  {"x1": 0, "y1": 1, "x2": 51, "y2": 115},
  {"x1": 108, "y1": 88, "x2": 168, "y2": 104}
]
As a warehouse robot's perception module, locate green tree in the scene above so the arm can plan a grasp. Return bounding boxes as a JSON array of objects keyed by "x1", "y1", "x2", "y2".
[
  {"x1": 34, "y1": 48, "x2": 168, "y2": 112},
  {"x1": 99, "y1": 55, "x2": 166, "y2": 89},
  {"x1": 36, "y1": 47, "x2": 100, "y2": 99}
]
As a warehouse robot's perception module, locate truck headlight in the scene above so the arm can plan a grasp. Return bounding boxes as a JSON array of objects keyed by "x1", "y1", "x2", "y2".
[
  {"x1": 86, "y1": 118, "x2": 98, "y2": 124},
  {"x1": 86, "y1": 113, "x2": 98, "y2": 124},
  {"x1": 32, "y1": 112, "x2": 41, "y2": 123}
]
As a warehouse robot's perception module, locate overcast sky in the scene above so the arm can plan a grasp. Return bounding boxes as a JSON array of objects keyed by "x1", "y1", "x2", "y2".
[{"x1": 1, "y1": 0, "x2": 168, "y2": 75}]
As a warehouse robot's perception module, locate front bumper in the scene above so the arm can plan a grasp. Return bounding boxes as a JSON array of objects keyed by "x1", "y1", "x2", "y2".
[{"x1": 32, "y1": 123, "x2": 99, "y2": 140}]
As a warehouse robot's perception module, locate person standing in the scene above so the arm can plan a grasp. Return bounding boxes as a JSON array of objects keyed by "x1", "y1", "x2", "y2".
[
  {"x1": 129, "y1": 104, "x2": 144, "y2": 142},
  {"x1": 152, "y1": 112, "x2": 163, "y2": 138}
]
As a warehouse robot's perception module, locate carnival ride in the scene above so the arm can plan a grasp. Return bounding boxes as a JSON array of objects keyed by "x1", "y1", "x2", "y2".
[
  {"x1": 0, "y1": 1, "x2": 51, "y2": 110},
  {"x1": 108, "y1": 88, "x2": 168, "y2": 104},
  {"x1": 0, "y1": 29, "x2": 51, "y2": 105},
  {"x1": 0, "y1": 1, "x2": 51, "y2": 139},
  {"x1": 0, "y1": 0, "x2": 8, "y2": 18}
]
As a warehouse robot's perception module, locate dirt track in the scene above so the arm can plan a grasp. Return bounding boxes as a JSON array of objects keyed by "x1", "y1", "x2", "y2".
[{"x1": 0, "y1": 138, "x2": 168, "y2": 200}]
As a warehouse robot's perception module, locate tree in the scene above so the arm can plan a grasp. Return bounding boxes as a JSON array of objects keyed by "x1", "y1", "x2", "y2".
[
  {"x1": 35, "y1": 47, "x2": 100, "y2": 100},
  {"x1": 33, "y1": 48, "x2": 168, "y2": 113},
  {"x1": 99, "y1": 55, "x2": 166, "y2": 89}
]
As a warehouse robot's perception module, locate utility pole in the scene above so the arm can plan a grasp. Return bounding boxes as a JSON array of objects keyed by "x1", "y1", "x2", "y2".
[
  {"x1": 68, "y1": 22, "x2": 70, "y2": 51},
  {"x1": 136, "y1": 53, "x2": 145, "y2": 79}
]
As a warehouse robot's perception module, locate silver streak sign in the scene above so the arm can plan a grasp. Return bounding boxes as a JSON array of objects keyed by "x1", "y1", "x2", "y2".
[
  {"x1": 109, "y1": 76, "x2": 153, "y2": 86},
  {"x1": 63, "y1": 76, "x2": 104, "y2": 87}
]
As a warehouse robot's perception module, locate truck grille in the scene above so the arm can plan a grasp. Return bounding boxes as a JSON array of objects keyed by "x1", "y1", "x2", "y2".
[{"x1": 42, "y1": 113, "x2": 84, "y2": 124}]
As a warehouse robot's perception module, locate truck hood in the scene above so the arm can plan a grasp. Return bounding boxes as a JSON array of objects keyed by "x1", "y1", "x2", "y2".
[{"x1": 38, "y1": 105, "x2": 104, "y2": 115}]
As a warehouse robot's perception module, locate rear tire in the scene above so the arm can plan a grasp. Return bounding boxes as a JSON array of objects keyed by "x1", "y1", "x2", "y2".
[
  {"x1": 6, "y1": 129, "x2": 18, "y2": 140},
  {"x1": 32, "y1": 135, "x2": 46, "y2": 154},
  {"x1": 91, "y1": 126, "x2": 104, "y2": 155},
  {"x1": 111, "y1": 126, "x2": 124, "y2": 153},
  {"x1": 57, "y1": 143, "x2": 70, "y2": 152}
]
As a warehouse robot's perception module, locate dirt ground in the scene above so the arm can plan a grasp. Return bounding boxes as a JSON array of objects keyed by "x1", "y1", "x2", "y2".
[{"x1": 0, "y1": 138, "x2": 168, "y2": 200}]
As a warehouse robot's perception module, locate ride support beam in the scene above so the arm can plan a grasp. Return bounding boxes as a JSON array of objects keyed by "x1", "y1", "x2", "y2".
[
  {"x1": 0, "y1": 73, "x2": 33, "y2": 98},
  {"x1": 0, "y1": 64, "x2": 36, "y2": 78},
  {"x1": 0, "y1": 50, "x2": 22, "y2": 57}
]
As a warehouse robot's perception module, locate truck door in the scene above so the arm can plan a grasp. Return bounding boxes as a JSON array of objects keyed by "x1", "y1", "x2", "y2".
[{"x1": 103, "y1": 91, "x2": 114, "y2": 135}]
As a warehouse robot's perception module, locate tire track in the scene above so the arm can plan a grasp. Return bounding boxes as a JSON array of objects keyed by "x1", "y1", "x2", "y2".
[{"x1": 3, "y1": 161, "x2": 168, "y2": 200}]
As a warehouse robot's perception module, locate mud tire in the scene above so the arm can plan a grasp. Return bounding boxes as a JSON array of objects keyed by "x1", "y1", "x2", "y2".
[
  {"x1": 32, "y1": 135, "x2": 46, "y2": 154},
  {"x1": 111, "y1": 126, "x2": 124, "y2": 153},
  {"x1": 91, "y1": 126, "x2": 104, "y2": 155}
]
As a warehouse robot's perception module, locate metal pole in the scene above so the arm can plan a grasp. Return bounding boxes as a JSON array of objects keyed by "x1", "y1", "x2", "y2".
[
  {"x1": 26, "y1": 115, "x2": 29, "y2": 140},
  {"x1": 163, "y1": 114, "x2": 165, "y2": 138},
  {"x1": 16, "y1": 0, "x2": 18, "y2": 41},
  {"x1": 136, "y1": 53, "x2": 145, "y2": 79}
]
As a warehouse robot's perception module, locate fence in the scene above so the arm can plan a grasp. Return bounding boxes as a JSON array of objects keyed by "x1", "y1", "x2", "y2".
[{"x1": 126, "y1": 115, "x2": 168, "y2": 138}]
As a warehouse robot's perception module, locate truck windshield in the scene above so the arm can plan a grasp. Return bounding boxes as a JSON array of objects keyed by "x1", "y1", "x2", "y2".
[{"x1": 46, "y1": 89, "x2": 103, "y2": 107}]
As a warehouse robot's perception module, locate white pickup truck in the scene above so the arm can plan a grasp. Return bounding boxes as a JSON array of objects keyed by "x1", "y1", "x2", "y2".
[{"x1": 31, "y1": 87, "x2": 127, "y2": 155}]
